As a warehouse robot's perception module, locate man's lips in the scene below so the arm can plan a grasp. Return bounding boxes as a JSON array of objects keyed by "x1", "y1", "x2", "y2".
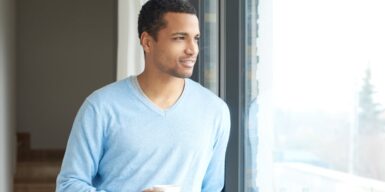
[{"x1": 180, "y1": 59, "x2": 196, "y2": 68}]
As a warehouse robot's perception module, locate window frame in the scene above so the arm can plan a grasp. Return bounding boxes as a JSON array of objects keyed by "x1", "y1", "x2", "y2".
[
  {"x1": 221, "y1": 0, "x2": 247, "y2": 192},
  {"x1": 191, "y1": 0, "x2": 251, "y2": 191}
]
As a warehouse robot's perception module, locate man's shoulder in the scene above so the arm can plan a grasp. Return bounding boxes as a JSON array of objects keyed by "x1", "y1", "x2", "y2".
[
  {"x1": 186, "y1": 79, "x2": 228, "y2": 109},
  {"x1": 86, "y1": 77, "x2": 132, "y2": 105}
]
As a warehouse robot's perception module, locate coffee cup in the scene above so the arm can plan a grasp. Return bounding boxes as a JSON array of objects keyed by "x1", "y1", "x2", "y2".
[{"x1": 152, "y1": 185, "x2": 181, "y2": 192}]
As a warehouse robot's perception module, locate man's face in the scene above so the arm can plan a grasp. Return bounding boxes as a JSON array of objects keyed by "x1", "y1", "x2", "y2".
[{"x1": 146, "y1": 12, "x2": 200, "y2": 78}]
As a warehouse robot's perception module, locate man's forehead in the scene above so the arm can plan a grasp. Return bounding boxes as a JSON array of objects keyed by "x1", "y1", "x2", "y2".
[
  {"x1": 162, "y1": 13, "x2": 200, "y2": 34},
  {"x1": 163, "y1": 12, "x2": 198, "y2": 19},
  {"x1": 163, "y1": 13, "x2": 199, "y2": 25}
]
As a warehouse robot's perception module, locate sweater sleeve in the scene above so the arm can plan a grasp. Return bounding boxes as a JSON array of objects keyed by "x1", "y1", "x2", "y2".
[
  {"x1": 56, "y1": 99, "x2": 107, "y2": 192},
  {"x1": 201, "y1": 104, "x2": 231, "y2": 192}
]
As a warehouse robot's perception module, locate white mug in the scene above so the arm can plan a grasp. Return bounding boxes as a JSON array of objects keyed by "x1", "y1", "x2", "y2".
[{"x1": 152, "y1": 185, "x2": 181, "y2": 192}]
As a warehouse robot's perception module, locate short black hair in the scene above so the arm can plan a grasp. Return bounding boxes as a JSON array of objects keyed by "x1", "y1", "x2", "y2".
[{"x1": 138, "y1": 0, "x2": 197, "y2": 40}]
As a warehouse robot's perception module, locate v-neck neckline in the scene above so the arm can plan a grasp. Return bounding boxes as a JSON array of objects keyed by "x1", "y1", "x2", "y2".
[{"x1": 129, "y1": 76, "x2": 188, "y2": 116}]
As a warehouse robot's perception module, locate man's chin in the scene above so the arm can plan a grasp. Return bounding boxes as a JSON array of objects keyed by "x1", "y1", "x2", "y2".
[{"x1": 171, "y1": 71, "x2": 193, "y2": 79}]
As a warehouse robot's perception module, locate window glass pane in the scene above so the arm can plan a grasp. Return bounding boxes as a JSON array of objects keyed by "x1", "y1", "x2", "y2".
[
  {"x1": 251, "y1": 0, "x2": 385, "y2": 191},
  {"x1": 245, "y1": 0, "x2": 259, "y2": 191},
  {"x1": 202, "y1": 0, "x2": 219, "y2": 94}
]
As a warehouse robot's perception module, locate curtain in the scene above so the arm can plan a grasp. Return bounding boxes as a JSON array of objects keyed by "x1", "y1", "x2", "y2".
[{"x1": 117, "y1": 0, "x2": 148, "y2": 80}]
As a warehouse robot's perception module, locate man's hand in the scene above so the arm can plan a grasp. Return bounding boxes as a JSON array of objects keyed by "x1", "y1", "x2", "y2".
[
  {"x1": 142, "y1": 185, "x2": 180, "y2": 192},
  {"x1": 142, "y1": 187, "x2": 156, "y2": 192},
  {"x1": 142, "y1": 187, "x2": 154, "y2": 192},
  {"x1": 142, "y1": 187, "x2": 164, "y2": 192}
]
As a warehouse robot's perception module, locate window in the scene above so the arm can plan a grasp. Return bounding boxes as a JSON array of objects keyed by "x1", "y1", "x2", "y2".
[
  {"x1": 246, "y1": 0, "x2": 385, "y2": 191},
  {"x1": 190, "y1": 0, "x2": 220, "y2": 94},
  {"x1": 119, "y1": 1, "x2": 385, "y2": 191},
  {"x1": 244, "y1": 0, "x2": 260, "y2": 191},
  {"x1": 201, "y1": 0, "x2": 219, "y2": 94}
]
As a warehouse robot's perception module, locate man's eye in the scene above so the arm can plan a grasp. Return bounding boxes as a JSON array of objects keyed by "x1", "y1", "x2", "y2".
[
  {"x1": 173, "y1": 36, "x2": 185, "y2": 40},
  {"x1": 195, "y1": 37, "x2": 200, "y2": 42}
]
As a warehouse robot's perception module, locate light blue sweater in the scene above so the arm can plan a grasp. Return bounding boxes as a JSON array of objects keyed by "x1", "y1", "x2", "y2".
[{"x1": 56, "y1": 77, "x2": 231, "y2": 192}]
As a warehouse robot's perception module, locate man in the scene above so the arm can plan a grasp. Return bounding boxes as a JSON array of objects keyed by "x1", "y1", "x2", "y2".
[{"x1": 56, "y1": 0, "x2": 230, "y2": 191}]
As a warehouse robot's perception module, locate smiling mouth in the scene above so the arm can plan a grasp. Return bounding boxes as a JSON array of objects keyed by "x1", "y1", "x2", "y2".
[{"x1": 180, "y1": 59, "x2": 196, "y2": 68}]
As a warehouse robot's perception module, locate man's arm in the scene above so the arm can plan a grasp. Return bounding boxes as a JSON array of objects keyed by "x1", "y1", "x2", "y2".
[
  {"x1": 201, "y1": 104, "x2": 231, "y2": 192},
  {"x1": 56, "y1": 99, "x2": 107, "y2": 192}
]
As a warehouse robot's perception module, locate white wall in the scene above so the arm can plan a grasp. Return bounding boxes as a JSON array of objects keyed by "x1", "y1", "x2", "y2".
[
  {"x1": 17, "y1": 0, "x2": 117, "y2": 149},
  {"x1": 0, "y1": 0, "x2": 15, "y2": 190}
]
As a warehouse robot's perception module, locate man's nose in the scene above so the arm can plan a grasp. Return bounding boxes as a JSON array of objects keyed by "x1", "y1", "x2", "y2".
[{"x1": 185, "y1": 40, "x2": 199, "y2": 55}]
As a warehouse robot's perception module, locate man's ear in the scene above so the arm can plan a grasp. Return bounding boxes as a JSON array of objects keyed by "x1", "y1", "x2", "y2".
[{"x1": 140, "y1": 32, "x2": 153, "y2": 54}]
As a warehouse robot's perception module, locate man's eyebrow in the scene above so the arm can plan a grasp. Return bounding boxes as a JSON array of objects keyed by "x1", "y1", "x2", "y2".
[
  {"x1": 171, "y1": 32, "x2": 188, "y2": 36},
  {"x1": 170, "y1": 32, "x2": 201, "y2": 38}
]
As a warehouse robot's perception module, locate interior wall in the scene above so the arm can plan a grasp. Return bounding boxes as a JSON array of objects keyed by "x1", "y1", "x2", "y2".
[
  {"x1": 17, "y1": 0, "x2": 117, "y2": 149},
  {"x1": 0, "y1": 0, "x2": 15, "y2": 190}
]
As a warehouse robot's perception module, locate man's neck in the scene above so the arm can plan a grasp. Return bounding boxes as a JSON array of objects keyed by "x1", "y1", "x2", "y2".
[{"x1": 136, "y1": 72, "x2": 185, "y2": 109}]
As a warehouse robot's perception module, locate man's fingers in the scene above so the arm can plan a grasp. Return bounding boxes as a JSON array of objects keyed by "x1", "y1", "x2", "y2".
[{"x1": 142, "y1": 187, "x2": 154, "y2": 192}]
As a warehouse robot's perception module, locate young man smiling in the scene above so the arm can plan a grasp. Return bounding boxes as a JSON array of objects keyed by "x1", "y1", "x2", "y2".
[{"x1": 56, "y1": 0, "x2": 230, "y2": 192}]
